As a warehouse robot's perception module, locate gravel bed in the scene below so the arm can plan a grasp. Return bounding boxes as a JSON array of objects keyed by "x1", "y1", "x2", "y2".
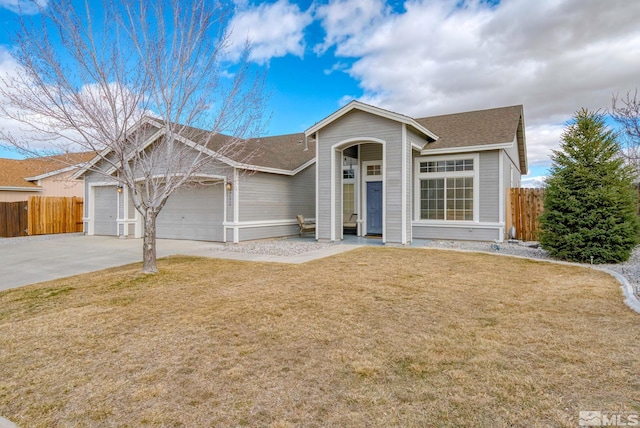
[{"x1": 216, "y1": 239, "x2": 335, "y2": 257}]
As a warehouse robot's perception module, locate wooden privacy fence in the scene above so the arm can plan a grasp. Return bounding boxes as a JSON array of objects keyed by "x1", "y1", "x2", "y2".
[
  {"x1": 506, "y1": 188, "x2": 545, "y2": 242},
  {"x1": 27, "y1": 196, "x2": 84, "y2": 236},
  {"x1": 0, "y1": 201, "x2": 28, "y2": 237}
]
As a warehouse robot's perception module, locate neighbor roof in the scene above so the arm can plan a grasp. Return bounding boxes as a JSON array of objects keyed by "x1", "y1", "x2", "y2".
[{"x1": 0, "y1": 152, "x2": 95, "y2": 189}]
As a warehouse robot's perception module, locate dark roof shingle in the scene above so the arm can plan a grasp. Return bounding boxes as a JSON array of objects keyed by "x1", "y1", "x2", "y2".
[{"x1": 415, "y1": 105, "x2": 524, "y2": 150}]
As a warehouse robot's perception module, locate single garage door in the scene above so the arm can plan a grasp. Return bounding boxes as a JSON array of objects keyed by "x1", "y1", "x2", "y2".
[
  {"x1": 93, "y1": 185, "x2": 117, "y2": 236},
  {"x1": 156, "y1": 183, "x2": 224, "y2": 241}
]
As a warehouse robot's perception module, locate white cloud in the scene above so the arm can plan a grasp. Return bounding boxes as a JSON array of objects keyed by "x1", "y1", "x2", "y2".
[
  {"x1": 520, "y1": 175, "x2": 547, "y2": 188},
  {"x1": 316, "y1": 0, "x2": 640, "y2": 175},
  {"x1": 324, "y1": 61, "x2": 349, "y2": 75},
  {"x1": 0, "y1": 0, "x2": 47, "y2": 14},
  {"x1": 227, "y1": 0, "x2": 312, "y2": 64},
  {"x1": 314, "y1": 0, "x2": 387, "y2": 55}
]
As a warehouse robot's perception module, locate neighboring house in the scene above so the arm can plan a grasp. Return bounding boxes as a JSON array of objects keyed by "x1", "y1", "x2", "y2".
[
  {"x1": 0, "y1": 153, "x2": 95, "y2": 202},
  {"x1": 77, "y1": 101, "x2": 527, "y2": 243}
]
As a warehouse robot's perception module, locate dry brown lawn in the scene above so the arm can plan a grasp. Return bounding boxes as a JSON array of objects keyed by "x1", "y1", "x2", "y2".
[{"x1": 0, "y1": 247, "x2": 639, "y2": 427}]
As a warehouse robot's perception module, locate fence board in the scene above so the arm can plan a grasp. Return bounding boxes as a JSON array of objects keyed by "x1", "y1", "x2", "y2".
[
  {"x1": 28, "y1": 196, "x2": 83, "y2": 236},
  {"x1": 0, "y1": 201, "x2": 28, "y2": 237},
  {"x1": 507, "y1": 188, "x2": 544, "y2": 242}
]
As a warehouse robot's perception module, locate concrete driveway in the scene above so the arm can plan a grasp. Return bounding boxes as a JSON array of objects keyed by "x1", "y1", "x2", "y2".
[{"x1": 0, "y1": 234, "x2": 223, "y2": 292}]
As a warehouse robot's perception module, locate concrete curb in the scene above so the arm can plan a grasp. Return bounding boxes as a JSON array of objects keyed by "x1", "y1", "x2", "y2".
[
  {"x1": 596, "y1": 267, "x2": 640, "y2": 315},
  {"x1": 0, "y1": 416, "x2": 18, "y2": 428}
]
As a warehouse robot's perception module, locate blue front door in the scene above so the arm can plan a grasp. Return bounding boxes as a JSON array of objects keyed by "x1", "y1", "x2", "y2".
[{"x1": 366, "y1": 181, "x2": 383, "y2": 235}]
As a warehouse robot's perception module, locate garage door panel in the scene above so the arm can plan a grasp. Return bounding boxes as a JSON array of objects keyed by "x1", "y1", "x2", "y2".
[
  {"x1": 156, "y1": 184, "x2": 223, "y2": 241},
  {"x1": 93, "y1": 186, "x2": 117, "y2": 236}
]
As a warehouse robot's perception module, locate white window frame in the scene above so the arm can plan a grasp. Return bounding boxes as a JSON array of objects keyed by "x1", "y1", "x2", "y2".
[{"x1": 413, "y1": 153, "x2": 480, "y2": 223}]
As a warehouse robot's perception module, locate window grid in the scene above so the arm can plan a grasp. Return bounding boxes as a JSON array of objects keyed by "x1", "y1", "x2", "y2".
[
  {"x1": 366, "y1": 164, "x2": 381, "y2": 176},
  {"x1": 420, "y1": 177, "x2": 473, "y2": 221},
  {"x1": 419, "y1": 159, "x2": 474, "y2": 173},
  {"x1": 343, "y1": 183, "x2": 355, "y2": 219}
]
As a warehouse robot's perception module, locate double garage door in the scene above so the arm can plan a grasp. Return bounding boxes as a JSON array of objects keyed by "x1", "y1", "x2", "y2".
[{"x1": 93, "y1": 183, "x2": 224, "y2": 241}]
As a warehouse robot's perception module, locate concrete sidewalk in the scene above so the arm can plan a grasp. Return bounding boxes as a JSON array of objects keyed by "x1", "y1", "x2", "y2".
[
  {"x1": 0, "y1": 234, "x2": 361, "y2": 292},
  {"x1": 0, "y1": 234, "x2": 219, "y2": 292}
]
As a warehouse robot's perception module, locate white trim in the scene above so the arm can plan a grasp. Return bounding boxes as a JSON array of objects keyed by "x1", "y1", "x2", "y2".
[
  {"x1": 305, "y1": 100, "x2": 439, "y2": 141},
  {"x1": 73, "y1": 118, "x2": 165, "y2": 179},
  {"x1": 401, "y1": 124, "x2": 407, "y2": 245},
  {"x1": 356, "y1": 145, "x2": 361, "y2": 236},
  {"x1": 25, "y1": 164, "x2": 80, "y2": 181},
  {"x1": 105, "y1": 127, "x2": 316, "y2": 178},
  {"x1": 222, "y1": 175, "x2": 228, "y2": 243},
  {"x1": 330, "y1": 145, "x2": 336, "y2": 241},
  {"x1": 331, "y1": 137, "x2": 386, "y2": 242},
  {"x1": 315, "y1": 131, "x2": 319, "y2": 240},
  {"x1": 223, "y1": 218, "x2": 310, "y2": 228},
  {"x1": 75, "y1": 116, "x2": 317, "y2": 179},
  {"x1": 412, "y1": 220, "x2": 504, "y2": 228},
  {"x1": 420, "y1": 141, "x2": 513, "y2": 156},
  {"x1": 413, "y1": 153, "x2": 480, "y2": 223},
  {"x1": 411, "y1": 141, "x2": 425, "y2": 151},
  {"x1": 131, "y1": 173, "x2": 226, "y2": 182},
  {"x1": 499, "y1": 150, "x2": 505, "y2": 226},
  {"x1": 362, "y1": 160, "x2": 384, "y2": 238},
  {"x1": 0, "y1": 186, "x2": 42, "y2": 192},
  {"x1": 382, "y1": 143, "x2": 387, "y2": 243},
  {"x1": 87, "y1": 181, "x2": 119, "y2": 236},
  {"x1": 116, "y1": 186, "x2": 140, "y2": 239},
  {"x1": 233, "y1": 168, "x2": 240, "y2": 243}
]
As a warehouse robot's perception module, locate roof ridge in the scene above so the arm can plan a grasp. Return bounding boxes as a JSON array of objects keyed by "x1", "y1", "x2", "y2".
[{"x1": 415, "y1": 104, "x2": 523, "y2": 121}]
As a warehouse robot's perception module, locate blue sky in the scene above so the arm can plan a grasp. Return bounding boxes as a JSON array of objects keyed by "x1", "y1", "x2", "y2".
[{"x1": 1, "y1": 0, "x2": 640, "y2": 183}]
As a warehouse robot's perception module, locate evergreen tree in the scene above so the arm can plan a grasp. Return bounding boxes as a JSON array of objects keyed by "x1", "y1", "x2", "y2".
[{"x1": 539, "y1": 108, "x2": 640, "y2": 263}]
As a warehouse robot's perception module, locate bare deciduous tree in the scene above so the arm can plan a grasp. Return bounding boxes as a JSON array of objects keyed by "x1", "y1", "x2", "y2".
[
  {"x1": 0, "y1": 0, "x2": 266, "y2": 273},
  {"x1": 611, "y1": 89, "x2": 640, "y2": 174}
]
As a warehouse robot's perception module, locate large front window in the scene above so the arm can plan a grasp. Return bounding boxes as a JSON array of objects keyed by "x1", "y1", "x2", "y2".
[
  {"x1": 420, "y1": 177, "x2": 473, "y2": 220},
  {"x1": 416, "y1": 155, "x2": 477, "y2": 222}
]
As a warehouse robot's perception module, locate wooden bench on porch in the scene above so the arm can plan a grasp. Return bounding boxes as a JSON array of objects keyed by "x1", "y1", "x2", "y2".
[
  {"x1": 344, "y1": 213, "x2": 357, "y2": 234},
  {"x1": 296, "y1": 215, "x2": 316, "y2": 237}
]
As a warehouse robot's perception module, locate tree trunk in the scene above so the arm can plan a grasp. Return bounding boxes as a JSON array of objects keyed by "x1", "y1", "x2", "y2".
[{"x1": 142, "y1": 208, "x2": 158, "y2": 274}]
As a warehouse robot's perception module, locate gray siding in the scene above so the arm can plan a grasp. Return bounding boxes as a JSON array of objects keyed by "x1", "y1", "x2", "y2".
[
  {"x1": 479, "y1": 151, "x2": 499, "y2": 223},
  {"x1": 238, "y1": 164, "x2": 315, "y2": 222},
  {"x1": 412, "y1": 224, "x2": 500, "y2": 241},
  {"x1": 316, "y1": 110, "x2": 404, "y2": 242},
  {"x1": 360, "y1": 143, "x2": 382, "y2": 161},
  {"x1": 118, "y1": 191, "x2": 125, "y2": 219},
  {"x1": 503, "y1": 149, "x2": 521, "y2": 188},
  {"x1": 239, "y1": 224, "x2": 299, "y2": 241},
  {"x1": 127, "y1": 193, "x2": 136, "y2": 219},
  {"x1": 504, "y1": 136, "x2": 521, "y2": 174}
]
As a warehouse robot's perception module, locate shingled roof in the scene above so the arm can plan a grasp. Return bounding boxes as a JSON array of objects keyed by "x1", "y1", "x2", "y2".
[
  {"x1": 0, "y1": 152, "x2": 95, "y2": 189},
  {"x1": 174, "y1": 123, "x2": 314, "y2": 171},
  {"x1": 81, "y1": 104, "x2": 525, "y2": 177},
  {"x1": 415, "y1": 105, "x2": 524, "y2": 150}
]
